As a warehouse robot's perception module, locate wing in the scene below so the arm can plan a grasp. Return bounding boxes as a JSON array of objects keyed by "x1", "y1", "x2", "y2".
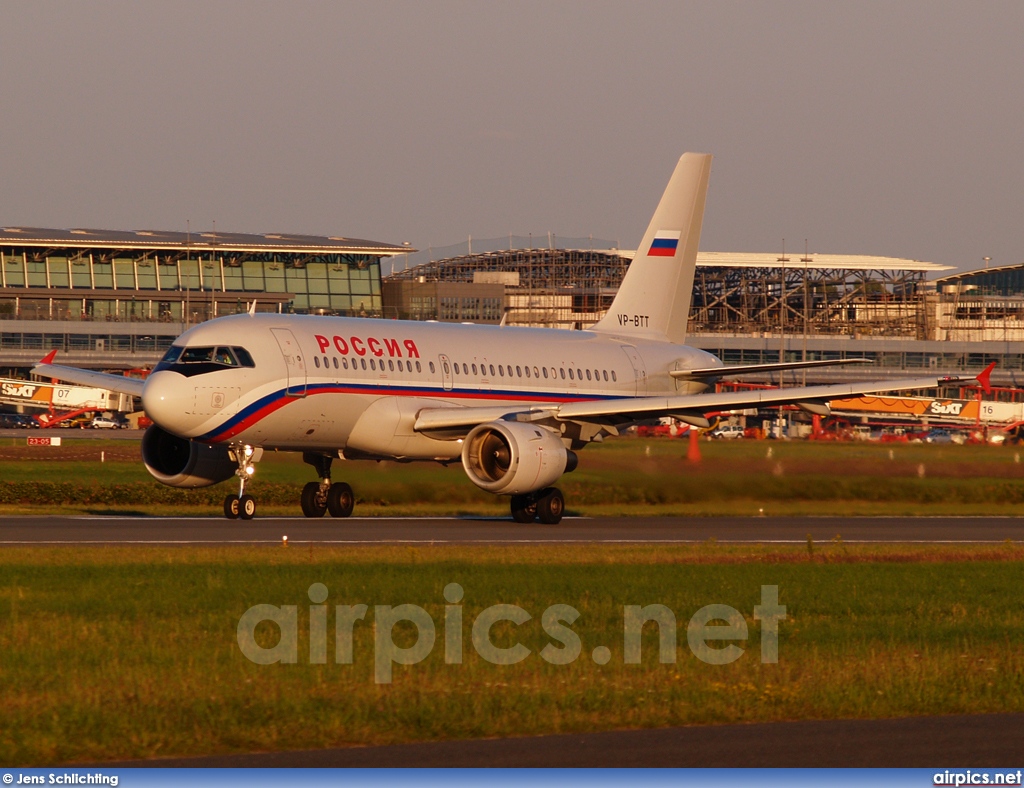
[
  {"x1": 413, "y1": 374, "x2": 970, "y2": 435},
  {"x1": 670, "y1": 358, "x2": 871, "y2": 379},
  {"x1": 32, "y1": 351, "x2": 145, "y2": 397}
]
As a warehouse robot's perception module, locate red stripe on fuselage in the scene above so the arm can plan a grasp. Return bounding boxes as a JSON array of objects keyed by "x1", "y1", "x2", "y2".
[{"x1": 204, "y1": 385, "x2": 608, "y2": 443}]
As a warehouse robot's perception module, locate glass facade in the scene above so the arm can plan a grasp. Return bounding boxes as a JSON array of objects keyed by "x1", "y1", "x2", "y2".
[{"x1": 0, "y1": 247, "x2": 386, "y2": 323}]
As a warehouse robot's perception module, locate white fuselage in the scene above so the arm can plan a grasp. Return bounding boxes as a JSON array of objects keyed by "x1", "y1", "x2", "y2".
[{"x1": 142, "y1": 313, "x2": 720, "y2": 459}]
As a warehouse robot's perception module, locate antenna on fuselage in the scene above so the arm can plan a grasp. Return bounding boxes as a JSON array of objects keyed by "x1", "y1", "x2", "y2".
[{"x1": 248, "y1": 300, "x2": 256, "y2": 317}]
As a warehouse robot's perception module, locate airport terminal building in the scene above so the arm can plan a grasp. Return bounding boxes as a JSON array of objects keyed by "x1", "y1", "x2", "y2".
[
  {"x1": 382, "y1": 249, "x2": 1024, "y2": 386},
  {"x1": 7, "y1": 223, "x2": 1024, "y2": 389},
  {"x1": 0, "y1": 227, "x2": 405, "y2": 375}
]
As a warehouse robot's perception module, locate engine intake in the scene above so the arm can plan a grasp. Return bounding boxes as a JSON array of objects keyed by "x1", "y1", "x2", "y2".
[
  {"x1": 461, "y1": 421, "x2": 575, "y2": 495},
  {"x1": 141, "y1": 425, "x2": 237, "y2": 488}
]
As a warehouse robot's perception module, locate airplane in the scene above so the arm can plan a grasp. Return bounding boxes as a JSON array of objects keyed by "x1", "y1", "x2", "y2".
[{"x1": 32, "y1": 152, "x2": 977, "y2": 523}]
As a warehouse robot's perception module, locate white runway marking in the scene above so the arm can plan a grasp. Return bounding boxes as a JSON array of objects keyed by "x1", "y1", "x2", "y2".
[{"x1": 0, "y1": 538, "x2": 1014, "y2": 545}]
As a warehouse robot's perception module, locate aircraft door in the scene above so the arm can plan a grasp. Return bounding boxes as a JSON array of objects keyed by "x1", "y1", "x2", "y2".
[
  {"x1": 439, "y1": 354, "x2": 453, "y2": 391},
  {"x1": 620, "y1": 345, "x2": 647, "y2": 396},
  {"x1": 271, "y1": 328, "x2": 307, "y2": 397}
]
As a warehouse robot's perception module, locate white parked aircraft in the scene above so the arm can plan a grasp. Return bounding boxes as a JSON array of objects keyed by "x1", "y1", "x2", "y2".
[{"x1": 34, "y1": 153, "x2": 970, "y2": 522}]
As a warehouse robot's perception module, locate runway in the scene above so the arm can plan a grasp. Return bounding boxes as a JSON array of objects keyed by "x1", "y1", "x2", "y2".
[
  {"x1": 98, "y1": 713, "x2": 1024, "y2": 767},
  {"x1": 3, "y1": 514, "x2": 1024, "y2": 544}
]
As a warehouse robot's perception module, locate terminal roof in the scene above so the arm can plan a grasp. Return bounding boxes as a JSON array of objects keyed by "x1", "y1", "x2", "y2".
[{"x1": 0, "y1": 227, "x2": 413, "y2": 255}]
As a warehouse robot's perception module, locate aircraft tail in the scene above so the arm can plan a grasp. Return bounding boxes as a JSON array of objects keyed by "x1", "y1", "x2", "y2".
[{"x1": 591, "y1": 152, "x2": 712, "y2": 344}]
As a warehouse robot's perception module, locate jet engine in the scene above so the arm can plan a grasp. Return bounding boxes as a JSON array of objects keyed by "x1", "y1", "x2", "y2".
[
  {"x1": 141, "y1": 425, "x2": 237, "y2": 488},
  {"x1": 461, "y1": 421, "x2": 577, "y2": 495}
]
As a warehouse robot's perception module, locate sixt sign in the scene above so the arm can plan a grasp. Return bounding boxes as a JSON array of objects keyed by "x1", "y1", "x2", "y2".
[
  {"x1": 1, "y1": 382, "x2": 39, "y2": 399},
  {"x1": 929, "y1": 400, "x2": 966, "y2": 416}
]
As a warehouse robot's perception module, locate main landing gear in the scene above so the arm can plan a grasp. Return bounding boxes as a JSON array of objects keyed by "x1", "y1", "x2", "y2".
[
  {"x1": 510, "y1": 487, "x2": 564, "y2": 525},
  {"x1": 224, "y1": 444, "x2": 262, "y2": 520},
  {"x1": 300, "y1": 453, "x2": 355, "y2": 518}
]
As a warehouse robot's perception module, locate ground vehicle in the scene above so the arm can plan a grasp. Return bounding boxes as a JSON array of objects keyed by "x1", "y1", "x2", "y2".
[
  {"x1": 711, "y1": 424, "x2": 745, "y2": 440},
  {"x1": 90, "y1": 413, "x2": 128, "y2": 429},
  {"x1": 0, "y1": 413, "x2": 38, "y2": 428}
]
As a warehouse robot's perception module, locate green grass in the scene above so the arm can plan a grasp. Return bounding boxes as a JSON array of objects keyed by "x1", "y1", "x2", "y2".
[
  {"x1": 1, "y1": 543, "x2": 1023, "y2": 765},
  {"x1": 3, "y1": 437, "x2": 1024, "y2": 515},
  {"x1": 6, "y1": 435, "x2": 1024, "y2": 515}
]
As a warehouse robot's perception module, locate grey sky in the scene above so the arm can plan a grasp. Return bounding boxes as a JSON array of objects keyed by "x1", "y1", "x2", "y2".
[{"x1": 1, "y1": 1, "x2": 1021, "y2": 272}]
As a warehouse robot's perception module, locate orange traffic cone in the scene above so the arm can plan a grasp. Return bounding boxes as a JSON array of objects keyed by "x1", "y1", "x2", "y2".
[{"x1": 687, "y1": 427, "x2": 702, "y2": 463}]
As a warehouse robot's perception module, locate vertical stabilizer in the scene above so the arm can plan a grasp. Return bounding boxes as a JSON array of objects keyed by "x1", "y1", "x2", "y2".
[{"x1": 591, "y1": 152, "x2": 711, "y2": 344}]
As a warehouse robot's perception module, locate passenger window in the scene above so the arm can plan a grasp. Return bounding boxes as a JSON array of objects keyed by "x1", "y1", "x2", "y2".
[
  {"x1": 452, "y1": 362, "x2": 458, "y2": 375},
  {"x1": 499, "y1": 365, "x2": 504, "y2": 377},
  {"x1": 602, "y1": 370, "x2": 608, "y2": 381},
  {"x1": 542, "y1": 368, "x2": 548, "y2": 379},
  {"x1": 343, "y1": 358, "x2": 349, "y2": 369},
  {"x1": 429, "y1": 361, "x2": 435, "y2": 373},
  {"x1": 370, "y1": 359, "x2": 376, "y2": 370},
  {"x1": 611, "y1": 370, "x2": 617, "y2": 382},
  {"x1": 525, "y1": 366, "x2": 531, "y2": 378},
  {"x1": 314, "y1": 357, "x2": 320, "y2": 368},
  {"x1": 361, "y1": 358, "x2": 367, "y2": 370},
  {"x1": 489, "y1": 364, "x2": 495, "y2": 376},
  {"x1": 586, "y1": 369, "x2": 592, "y2": 381},
  {"x1": 416, "y1": 361, "x2": 422, "y2": 372},
  {"x1": 533, "y1": 366, "x2": 539, "y2": 378},
  {"x1": 463, "y1": 363, "x2": 469, "y2": 375},
  {"x1": 559, "y1": 368, "x2": 565, "y2": 380},
  {"x1": 333, "y1": 357, "x2": 339, "y2": 369},
  {"x1": 472, "y1": 363, "x2": 478, "y2": 375},
  {"x1": 443, "y1": 361, "x2": 450, "y2": 375},
  {"x1": 388, "y1": 359, "x2": 394, "y2": 371},
  {"x1": 516, "y1": 366, "x2": 522, "y2": 377}
]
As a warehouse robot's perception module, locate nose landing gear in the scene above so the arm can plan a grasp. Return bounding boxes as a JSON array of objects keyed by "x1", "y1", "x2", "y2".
[
  {"x1": 224, "y1": 444, "x2": 262, "y2": 520},
  {"x1": 301, "y1": 452, "x2": 355, "y2": 518}
]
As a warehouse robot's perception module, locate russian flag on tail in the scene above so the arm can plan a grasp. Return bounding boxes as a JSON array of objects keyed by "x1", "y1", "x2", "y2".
[{"x1": 648, "y1": 230, "x2": 681, "y2": 257}]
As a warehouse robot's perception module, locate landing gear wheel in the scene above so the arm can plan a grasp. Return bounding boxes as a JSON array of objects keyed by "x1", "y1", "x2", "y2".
[
  {"x1": 224, "y1": 495, "x2": 241, "y2": 520},
  {"x1": 510, "y1": 494, "x2": 537, "y2": 523},
  {"x1": 536, "y1": 487, "x2": 564, "y2": 525},
  {"x1": 327, "y1": 482, "x2": 355, "y2": 518},
  {"x1": 301, "y1": 481, "x2": 327, "y2": 517},
  {"x1": 238, "y1": 494, "x2": 256, "y2": 520}
]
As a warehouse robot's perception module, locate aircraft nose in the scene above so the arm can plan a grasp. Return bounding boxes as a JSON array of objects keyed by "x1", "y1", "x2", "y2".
[{"x1": 142, "y1": 370, "x2": 192, "y2": 432}]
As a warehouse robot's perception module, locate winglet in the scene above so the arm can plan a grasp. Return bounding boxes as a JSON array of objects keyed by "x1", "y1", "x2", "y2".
[
  {"x1": 40, "y1": 349, "x2": 58, "y2": 365},
  {"x1": 976, "y1": 361, "x2": 996, "y2": 395}
]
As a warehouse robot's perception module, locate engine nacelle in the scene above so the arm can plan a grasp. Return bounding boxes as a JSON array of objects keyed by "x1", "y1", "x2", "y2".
[
  {"x1": 461, "y1": 421, "x2": 577, "y2": 495},
  {"x1": 141, "y1": 425, "x2": 237, "y2": 488}
]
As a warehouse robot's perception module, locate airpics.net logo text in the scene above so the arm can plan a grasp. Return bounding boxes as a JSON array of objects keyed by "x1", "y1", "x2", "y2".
[{"x1": 236, "y1": 583, "x2": 786, "y2": 683}]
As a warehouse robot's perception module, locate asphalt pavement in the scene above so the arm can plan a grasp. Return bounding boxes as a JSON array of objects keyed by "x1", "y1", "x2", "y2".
[{"x1": 2, "y1": 514, "x2": 1024, "y2": 543}]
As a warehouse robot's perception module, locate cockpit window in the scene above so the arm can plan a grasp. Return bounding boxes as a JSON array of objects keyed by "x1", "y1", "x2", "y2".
[
  {"x1": 234, "y1": 347, "x2": 255, "y2": 368},
  {"x1": 154, "y1": 345, "x2": 255, "y2": 374},
  {"x1": 180, "y1": 346, "x2": 217, "y2": 364},
  {"x1": 160, "y1": 345, "x2": 183, "y2": 365}
]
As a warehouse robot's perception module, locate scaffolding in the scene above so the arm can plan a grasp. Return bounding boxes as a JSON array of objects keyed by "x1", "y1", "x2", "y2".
[{"x1": 386, "y1": 249, "x2": 948, "y2": 336}]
